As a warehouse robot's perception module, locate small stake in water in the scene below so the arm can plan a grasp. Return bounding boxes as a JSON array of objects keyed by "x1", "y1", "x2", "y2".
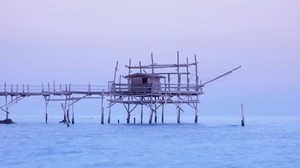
[{"x1": 241, "y1": 103, "x2": 245, "y2": 126}]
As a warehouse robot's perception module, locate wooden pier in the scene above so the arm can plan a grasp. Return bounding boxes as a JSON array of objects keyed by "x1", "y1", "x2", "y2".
[{"x1": 0, "y1": 52, "x2": 241, "y2": 125}]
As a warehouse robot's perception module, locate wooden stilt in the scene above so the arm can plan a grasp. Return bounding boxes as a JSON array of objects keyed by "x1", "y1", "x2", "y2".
[
  {"x1": 241, "y1": 103, "x2": 245, "y2": 126},
  {"x1": 149, "y1": 96, "x2": 153, "y2": 124},
  {"x1": 108, "y1": 103, "x2": 112, "y2": 124},
  {"x1": 4, "y1": 83, "x2": 9, "y2": 120},
  {"x1": 101, "y1": 90, "x2": 104, "y2": 125},
  {"x1": 154, "y1": 98, "x2": 157, "y2": 123},
  {"x1": 141, "y1": 98, "x2": 143, "y2": 124},
  {"x1": 195, "y1": 95, "x2": 199, "y2": 123},
  {"x1": 149, "y1": 107, "x2": 153, "y2": 124},
  {"x1": 177, "y1": 52, "x2": 181, "y2": 124},
  {"x1": 177, "y1": 105, "x2": 180, "y2": 124},
  {"x1": 127, "y1": 98, "x2": 131, "y2": 124},
  {"x1": 61, "y1": 103, "x2": 69, "y2": 127},
  {"x1": 161, "y1": 103, "x2": 164, "y2": 124},
  {"x1": 44, "y1": 96, "x2": 49, "y2": 124},
  {"x1": 71, "y1": 98, "x2": 75, "y2": 124},
  {"x1": 194, "y1": 55, "x2": 199, "y2": 123}
]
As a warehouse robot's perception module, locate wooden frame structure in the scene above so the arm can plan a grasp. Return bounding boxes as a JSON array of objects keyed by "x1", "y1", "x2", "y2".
[
  {"x1": 0, "y1": 52, "x2": 241, "y2": 125},
  {"x1": 108, "y1": 52, "x2": 202, "y2": 124}
]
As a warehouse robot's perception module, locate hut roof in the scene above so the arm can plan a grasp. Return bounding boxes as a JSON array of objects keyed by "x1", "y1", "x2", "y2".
[{"x1": 125, "y1": 73, "x2": 165, "y2": 78}]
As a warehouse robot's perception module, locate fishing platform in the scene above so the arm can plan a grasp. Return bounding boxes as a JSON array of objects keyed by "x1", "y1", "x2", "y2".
[{"x1": 0, "y1": 52, "x2": 241, "y2": 126}]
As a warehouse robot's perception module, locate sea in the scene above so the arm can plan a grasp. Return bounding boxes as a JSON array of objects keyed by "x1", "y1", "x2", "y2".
[{"x1": 1, "y1": 115, "x2": 300, "y2": 168}]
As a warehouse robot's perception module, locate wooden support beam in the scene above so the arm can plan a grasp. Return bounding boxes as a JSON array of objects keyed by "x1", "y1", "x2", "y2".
[
  {"x1": 71, "y1": 98, "x2": 75, "y2": 124},
  {"x1": 44, "y1": 96, "x2": 49, "y2": 124},
  {"x1": 101, "y1": 90, "x2": 104, "y2": 125},
  {"x1": 149, "y1": 96, "x2": 153, "y2": 124},
  {"x1": 141, "y1": 97, "x2": 143, "y2": 124},
  {"x1": 154, "y1": 97, "x2": 157, "y2": 123},
  {"x1": 241, "y1": 103, "x2": 245, "y2": 126},
  {"x1": 161, "y1": 102, "x2": 164, "y2": 124}
]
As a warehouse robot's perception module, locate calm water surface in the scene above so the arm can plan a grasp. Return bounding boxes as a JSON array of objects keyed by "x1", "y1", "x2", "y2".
[{"x1": 1, "y1": 116, "x2": 300, "y2": 168}]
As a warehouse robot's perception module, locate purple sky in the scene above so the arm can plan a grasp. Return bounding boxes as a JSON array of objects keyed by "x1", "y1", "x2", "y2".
[{"x1": 1, "y1": 0, "x2": 299, "y2": 118}]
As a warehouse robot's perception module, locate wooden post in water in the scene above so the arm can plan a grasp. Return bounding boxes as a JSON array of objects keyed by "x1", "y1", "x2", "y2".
[
  {"x1": 154, "y1": 97, "x2": 157, "y2": 123},
  {"x1": 61, "y1": 103, "x2": 69, "y2": 127},
  {"x1": 108, "y1": 61, "x2": 119, "y2": 124},
  {"x1": 162, "y1": 96, "x2": 165, "y2": 124},
  {"x1": 194, "y1": 55, "x2": 199, "y2": 123},
  {"x1": 149, "y1": 96, "x2": 153, "y2": 124},
  {"x1": 71, "y1": 98, "x2": 75, "y2": 124},
  {"x1": 4, "y1": 83, "x2": 8, "y2": 120},
  {"x1": 101, "y1": 90, "x2": 104, "y2": 125},
  {"x1": 127, "y1": 97, "x2": 131, "y2": 124},
  {"x1": 140, "y1": 97, "x2": 143, "y2": 124},
  {"x1": 44, "y1": 96, "x2": 49, "y2": 124},
  {"x1": 177, "y1": 52, "x2": 181, "y2": 124},
  {"x1": 241, "y1": 103, "x2": 245, "y2": 126}
]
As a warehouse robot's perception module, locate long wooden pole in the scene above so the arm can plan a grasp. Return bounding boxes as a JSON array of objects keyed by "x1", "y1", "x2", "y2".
[
  {"x1": 5, "y1": 83, "x2": 8, "y2": 120},
  {"x1": 141, "y1": 97, "x2": 143, "y2": 124},
  {"x1": 194, "y1": 55, "x2": 199, "y2": 123},
  {"x1": 101, "y1": 90, "x2": 104, "y2": 125},
  {"x1": 177, "y1": 52, "x2": 181, "y2": 123},
  {"x1": 44, "y1": 96, "x2": 49, "y2": 124},
  {"x1": 241, "y1": 103, "x2": 245, "y2": 126},
  {"x1": 72, "y1": 98, "x2": 75, "y2": 124}
]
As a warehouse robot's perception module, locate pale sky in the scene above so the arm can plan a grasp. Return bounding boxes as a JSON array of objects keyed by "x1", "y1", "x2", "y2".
[{"x1": 0, "y1": 0, "x2": 299, "y2": 119}]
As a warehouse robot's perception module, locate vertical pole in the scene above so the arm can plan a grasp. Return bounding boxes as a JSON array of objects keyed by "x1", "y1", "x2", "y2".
[
  {"x1": 177, "y1": 51, "x2": 181, "y2": 124},
  {"x1": 108, "y1": 100, "x2": 112, "y2": 124},
  {"x1": 66, "y1": 85, "x2": 70, "y2": 123},
  {"x1": 126, "y1": 59, "x2": 131, "y2": 124},
  {"x1": 10, "y1": 84, "x2": 13, "y2": 103},
  {"x1": 177, "y1": 98, "x2": 181, "y2": 124},
  {"x1": 139, "y1": 61, "x2": 142, "y2": 73},
  {"x1": 108, "y1": 61, "x2": 119, "y2": 124},
  {"x1": 154, "y1": 98, "x2": 157, "y2": 124},
  {"x1": 149, "y1": 96, "x2": 153, "y2": 124},
  {"x1": 241, "y1": 103, "x2": 245, "y2": 126},
  {"x1": 177, "y1": 51, "x2": 180, "y2": 91},
  {"x1": 194, "y1": 55, "x2": 199, "y2": 89},
  {"x1": 127, "y1": 100, "x2": 131, "y2": 124},
  {"x1": 141, "y1": 97, "x2": 143, "y2": 124},
  {"x1": 186, "y1": 57, "x2": 190, "y2": 91},
  {"x1": 162, "y1": 96, "x2": 165, "y2": 124},
  {"x1": 154, "y1": 103, "x2": 157, "y2": 124},
  {"x1": 194, "y1": 55, "x2": 199, "y2": 123},
  {"x1": 5, "y1": 83, "x2": 8, "y2": 120},
  {"x1": 53, "y1": 80, "x2": 56, "y2": 92},
  {"x1": 44, "y1": 96, "x2": 49, "y2": 124},
  {"x1": 72, "y1": 98, "x2": 75, "y2": 124},
  {"x1": 150, "y1": 53, "x2": 154, "y2": 124},
  {"x1": 101, "y1": 90, "x2": 104, "y2": 125},
  {"x1": 151, "y1": 53, "x2": 154, "y2": 92},
  {"x1": 195, "y1": 95, "x2": 199, "y2": 123},
  {"x1": 168, "y1": 74, "x2": 171, "y2": 91}
]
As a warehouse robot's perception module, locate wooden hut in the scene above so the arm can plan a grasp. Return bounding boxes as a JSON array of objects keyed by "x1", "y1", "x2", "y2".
[{"x1": 125, "y1": 73, "x2": 165, "y2": 93}]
